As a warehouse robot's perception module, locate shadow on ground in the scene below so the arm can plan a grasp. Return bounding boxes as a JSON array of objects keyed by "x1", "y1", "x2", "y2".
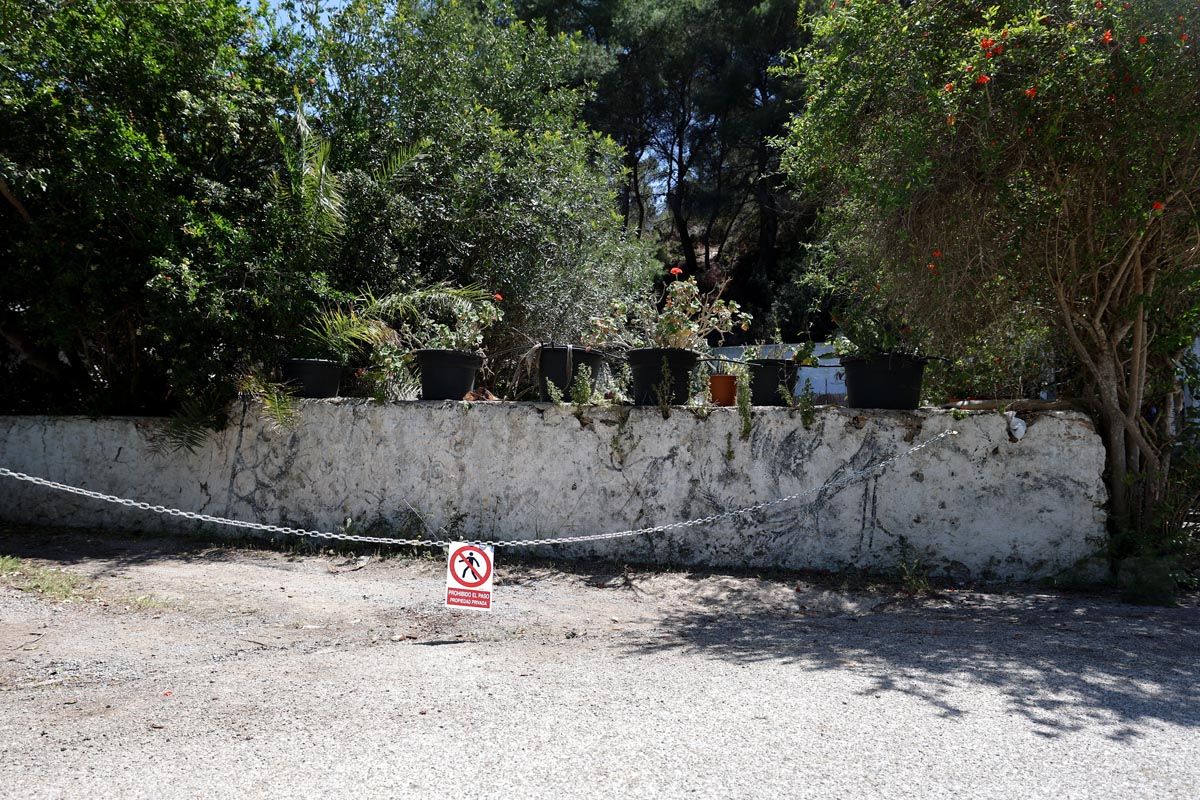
[
  {"x1": 0, "y1": 524, "x2": 440, "y2": 574},
  {"x1": 622, "y1": 587, "x2": 1200, "y2": 740},
  {"x1": 6, "y1": 524, "x2": 1197, "y2": 741}
]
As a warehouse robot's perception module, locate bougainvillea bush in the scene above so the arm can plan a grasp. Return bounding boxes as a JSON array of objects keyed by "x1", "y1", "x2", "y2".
[{"x1": 781, "y1": 0, "x2": 1200, "y2": 540}]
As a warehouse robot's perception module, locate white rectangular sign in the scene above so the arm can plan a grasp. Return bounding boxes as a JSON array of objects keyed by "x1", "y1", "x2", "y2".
[{"x1": 445, "y1": 542, "x2": 494, "y2": 610}]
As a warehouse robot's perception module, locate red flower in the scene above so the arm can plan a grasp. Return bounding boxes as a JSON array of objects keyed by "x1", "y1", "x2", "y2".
[
  {"x1": 1094, "y1": 0, "x2": 1103, "y2": 8},
  {"x1": 992, "y1": 44, "x2": 1005, "y2": 55},
  {"x1": 1183, "y1": 34, "x2": 1191, "y2": 43},
  {"x1": 1138, "y1": 35, "x2": 1148, "y2": 44},
  {"x1": 980, "y1": 37, "x2": 995, "y2": 49},
  {"x1": 975, "y1": 74, "x2": 991, "y2": 84},
  {"x1": 1025, "y1": 87, "x2": 1037, "y2": 98},
  {"x1": 493, "y1": 292, "x2": 504, "y2": 302},
  {"x1": 1152, "y1": 201, "x2": 1165, "y2": 212},
  {"x1": 926, "y1": 263, "x2": 939, "y2": 275},
  {"x1": 944, "y1": 82, "x2": 955, "y2": 92},
  {"x1": 669, "y1": 267, "x2": 683, "y2": 276},
  {"x1": 1102, "y1": 29, "x2": 1114, "y2": 44},
  {"x1": 932, "y1": 249, "x2": 942, "y2": 258}
]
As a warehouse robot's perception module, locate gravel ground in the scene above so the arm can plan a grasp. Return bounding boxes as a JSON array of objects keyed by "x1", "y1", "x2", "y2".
[{"x1": 0, "y1": 528, "x2": 1197, "y2": 800}]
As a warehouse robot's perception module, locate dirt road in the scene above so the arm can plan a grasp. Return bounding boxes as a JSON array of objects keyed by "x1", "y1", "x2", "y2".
[{"x1": 1, "y1": 528, "x2": 1197, "y2": 799}]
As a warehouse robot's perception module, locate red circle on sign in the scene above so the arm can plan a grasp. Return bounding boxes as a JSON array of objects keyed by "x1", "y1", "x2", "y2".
[{"x1": 449, "y1": 545, "x2": 492, "y2": 588}]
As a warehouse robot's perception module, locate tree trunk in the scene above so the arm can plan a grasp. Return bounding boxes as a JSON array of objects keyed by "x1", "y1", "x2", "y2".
[
  {"x1": 668, "y1": 189, "x2": 697, "y2": 274},
  {"x1": 1101, "y1": 400, "x2": 1131, "y2": 531},
  {"x1": 753, "y1": 142, "x2": 780, "y2": 299}
]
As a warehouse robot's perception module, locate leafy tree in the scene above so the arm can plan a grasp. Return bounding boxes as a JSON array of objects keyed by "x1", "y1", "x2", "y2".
[
  {"x1": 519, "y1": 0, "x2": 811, "y2": 339},
  {"x1": 780, "y1": 0, "x2": 1200, "y2": 536},
  {"x1": 0, "y1": 0, "x2": 654, "y2": 410},
  {"x1": 306, "y1": 0, "x2": 656, "y2": 365},
  {"x1": 0, "y1": 0, "x2": 309, "y2": 414}
]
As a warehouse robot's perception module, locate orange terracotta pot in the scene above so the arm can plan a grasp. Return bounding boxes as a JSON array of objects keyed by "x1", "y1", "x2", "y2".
[{"x1": 709, "y1": 374, "x2": 737, "y2": 407}]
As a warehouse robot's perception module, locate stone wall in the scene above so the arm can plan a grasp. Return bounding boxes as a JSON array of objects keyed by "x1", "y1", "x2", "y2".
[{"x1": 0, "y1": 402, "x2": 1108, "y2": 580}]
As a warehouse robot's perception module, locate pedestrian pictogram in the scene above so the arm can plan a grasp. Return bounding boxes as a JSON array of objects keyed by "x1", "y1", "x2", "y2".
[{"x1": 446, "y1": 542, "x2": 494, "y2": 610}]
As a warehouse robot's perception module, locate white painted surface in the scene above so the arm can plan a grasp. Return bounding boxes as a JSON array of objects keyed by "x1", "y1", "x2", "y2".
[{"x1": 0, "y1": 402, "x2": 1108, "y2": 580}]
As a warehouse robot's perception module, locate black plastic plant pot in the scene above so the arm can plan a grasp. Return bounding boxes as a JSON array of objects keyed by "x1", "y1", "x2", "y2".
[
  {"x1": 538, "y1": 345, "x2": 605, "y2": 401},
  {"x1": 841, "y1": 354, "x2": 928, "y2": 410},
  {"x1": 414, "y1": 349, "x2": 483, "y2": 401},
  {"x1": 627, "y1": 347, "x2": 700, "y2": 406},
  {"x1": 281, "y1": 358, "x2": 342, "y2": 399},
  {"x1": 748, "y1": 359, "x2": 800, "y2": 407}
]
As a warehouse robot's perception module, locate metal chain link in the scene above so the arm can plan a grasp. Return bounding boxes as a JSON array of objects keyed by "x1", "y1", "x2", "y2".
[{"x1": 0, "y1": 429, "x2": 958, "y2": 549}]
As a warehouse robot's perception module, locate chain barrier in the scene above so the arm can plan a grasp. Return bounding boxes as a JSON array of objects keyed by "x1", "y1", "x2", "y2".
[{"x1": 0, "y1": 429, "x2": 958, "y2": 549}]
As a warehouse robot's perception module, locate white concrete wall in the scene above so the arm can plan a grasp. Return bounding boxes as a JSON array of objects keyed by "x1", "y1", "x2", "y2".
[{"x1": 0, "y1": 402, "x2": 1108, "y2": 580}]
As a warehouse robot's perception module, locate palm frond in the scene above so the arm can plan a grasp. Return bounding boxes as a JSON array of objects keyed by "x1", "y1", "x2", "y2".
[
  {"x1": 238, "y1": 373, "x2": 300, "y2": 430},
  {"x1": 151, "y1": 394, "x2": 227, "y2": 454},
  {"x1": 372, "y1": 138, "x2": 430, "y2": 185},
  {"x1": 273, "y1": 95, "x2": 345, "y2": 239},
  {"x1": 301, "y1": 305, "x2": 391, "y2": 361},
  {"x1": 368, "y1": 283, "x2": 493, "y2": 322}
]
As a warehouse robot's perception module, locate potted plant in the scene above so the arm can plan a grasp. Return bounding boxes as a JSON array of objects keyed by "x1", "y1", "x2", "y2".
[
  {"x1": 591, "y1": 268, "x2": 751, "y2": 406},
  {"x1": 282, "y1": 305, "x2": 388, "y2": 398},
  {"x1": 832, "y1": 315, "x2": 928, "y2": 410},
  {"x1": 403, "y1": 292, "x2": 503, "y2": 401},
  {"x1": 743, "y1": 340, "x2": 817, "y2": 406},
  {"x1": 535, "y1": 343, "x2": 607, "y2": 402},
  {"x1": 708, "y1": 368, "x2": 738, "y2": 407}
]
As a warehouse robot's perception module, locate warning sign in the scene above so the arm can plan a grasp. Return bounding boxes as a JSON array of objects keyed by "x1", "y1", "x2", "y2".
[{"x1": 446, "y1": 542, "x2": 494, "y2": 610}]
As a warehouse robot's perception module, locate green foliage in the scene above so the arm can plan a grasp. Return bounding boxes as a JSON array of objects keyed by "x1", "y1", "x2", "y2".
[
  {"x1": 151, "y1": 392, "x2": 231, "y2": 454},
  {"x1": 402, "y1": 295, "x2": 504, "y2": 354},
  {"x1": 794, "y1": 378, "x2": 816, "y2": 429},
  {"x1": 310, "y1": 0, "x2": 656, "y2": 364},
  {"x1": 272, "y1": 93, "x2": 347, "y2": 250},
  {"x1": 736, "y1": 370, "x2": 753, "y2": 440},
  {"x1": 1, "y1": 0, "x2": 654, "y2": 412},
  {"x1": 518, "y1": 0, "x2": 810, "y2": 338},
  {"x1": 829, "y1": 326, "x2": 924, "y2": 360},
  {"x1": 299, "y1": 305, "x2": 389, "y2": 364},
  {"x1": 0, "y1": 0, "x2": 318, "y2": 414},
  {"x1": 776, "y1": 243, "x2": 930, "y2": 357},
  {"x1": 780, "y1": 0, "x2": 1200, "y2": 532},
  {"x1": 924, "y1": 319, "x2": 1056, "y2": 401},
  {"x1": 569, "y1": 364, "x2": 596, "y2": 406},
  {"x1": 0, "y1": 556, "x2": 85, "y2": 600},
  {"x1": 239, "y1": 374, "x2": 301, "y2": 431},
  {"x1": 590, "y1": 270, "x2": 752, "y2": 351},
  {"x1": 896, "y1": 551, "x2": 932, "y2": 596},
  {"x1": 544, "y1": 375, "x2": 565, "y2": 405}
]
